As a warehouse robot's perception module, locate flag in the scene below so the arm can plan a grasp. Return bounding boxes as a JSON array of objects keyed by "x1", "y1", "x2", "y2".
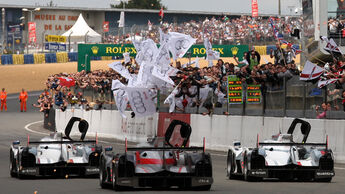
[
  {"x1": 204, "y1": 38, "x2": 220, "y2": 61},
  {"x1": 58, "y1": 77, "x2": 75, "y2": 87},
  {"x1": 164, "y1": 86, "x2": 179, "y2": 113},
  {"x1": 222, "y1": 15, "x2": 229, "y2": 21},
  {"x1": 141, "y1": 39, "x2": 159, "y2": 63},
  {"x1": 152, "y1": 65, "x2": 177, "y2": 85},
  {"x1": 270, "y1": 17, "x2": 283, "y2": 40},
  {"x1": 280, "y1": 39, "x2": 302, "y2": 56},
  {"x1": 103, "y1": 21, "x2": 109, "y2": 32},
  {"x1": 300, "y1": 61, "x2": 324, "y2": 81},
  {"x1": 320, "y1": 36, "x2": 343, "y2": 55},
  {"x1": 108, "y1": 61, "x2": 132, "y2": 79},
  {"x1": 154, "y1": 42, "x2": 171, "y2": 67},
  {"x1": 167, "y1": 32, "x2": 196, "y2": 60},
  {"x1": 113, "y1": 89, "x2": 128, "y2": 118},
  {"x1": 118, "y1": 11, "x2": 125, "y2": 28},
  {"x1": 318, "y1": 79, "x2": 338, "y2": 88},
  {"x1": 159, "y1": 28, "x2": 170, "y2": 44},
  {"x1": 252, "y1": 0, "x2": 258, "y2": 17},
  {"x1": 159, "y1": 8, "x2": 164, "y2": 19},
  {"x1": 123, "y1": 52, "x2": 130, "y2": 64},
  {"x1": 124, "y1": 87, "x2": 156, "y2": 117},
  {"x1": 111, "y1": 80, "x2": 128, "y2": 118}
]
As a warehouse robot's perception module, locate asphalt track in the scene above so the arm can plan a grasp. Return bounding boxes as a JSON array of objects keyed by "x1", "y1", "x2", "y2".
[{"x1": 0, "y1": 92, "x2": 345, "y2": 194}]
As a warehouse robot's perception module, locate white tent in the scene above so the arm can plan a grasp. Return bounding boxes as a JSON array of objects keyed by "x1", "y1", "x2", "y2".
[{"x1": 62, "y1": 14, "x2": 102, "y2": 43}]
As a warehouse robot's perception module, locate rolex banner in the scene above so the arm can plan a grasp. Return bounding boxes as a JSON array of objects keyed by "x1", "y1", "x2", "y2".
[{"x1": 78, "y1": 44, "x2": 248, "y2": 72}]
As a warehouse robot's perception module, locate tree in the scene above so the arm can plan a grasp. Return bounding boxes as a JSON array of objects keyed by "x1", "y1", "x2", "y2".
[{"x1": 111, "y1": 0, "x2": 166, "y2": 10}]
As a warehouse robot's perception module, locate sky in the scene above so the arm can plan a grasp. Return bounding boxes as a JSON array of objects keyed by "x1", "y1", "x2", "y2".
[{"x1": 0, "y1": 0, "x2": 302, "y2": 15}]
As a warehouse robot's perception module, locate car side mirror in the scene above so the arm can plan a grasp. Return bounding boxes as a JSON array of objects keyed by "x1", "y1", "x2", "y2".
[
  {"x1": 104, "y1": 146, "x2": 113, "y2": 152},
  {"x1": 12, "y1": 141, "x2": 20, "y2": 145}
]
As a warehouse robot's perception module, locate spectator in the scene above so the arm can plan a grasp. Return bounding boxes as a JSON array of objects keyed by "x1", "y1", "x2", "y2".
[
  {"x1": 315, "y1": 103, "x2": 327, "y2": 119},
  {"x1": 270, "y1": 42, "x2": 286, "y2": 65}
]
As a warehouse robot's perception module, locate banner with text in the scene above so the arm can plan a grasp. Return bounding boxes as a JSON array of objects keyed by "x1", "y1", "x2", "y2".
[{"x1": 28, "y1": 22, "x2": 37, "y2": 43}]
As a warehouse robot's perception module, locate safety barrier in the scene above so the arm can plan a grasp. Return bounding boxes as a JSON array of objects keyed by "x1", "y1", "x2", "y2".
[
  {"x1": 56, "y1": 52, "x2": 69, "y2": 63},
  {"x1": 33, "y1": 53, "x2": 46, "y2": 64},
  {"x1": 55, "y1": 109, "x2": 345, "y2": 163},
  {"x1": 24, "y1": 54, "x2": 34, "y2": 64},
  {"x1": 12, "y1": 54, "x2": 24, "y2": 65}
]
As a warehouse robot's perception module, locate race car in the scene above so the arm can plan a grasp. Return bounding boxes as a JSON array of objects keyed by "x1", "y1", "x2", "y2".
[
  {"x1": 10, "y1": 117, "x2": 102, "y2": 178},
  {"x1": 226, "y1": 118, "x2": 335, "y2": 182},
  {"x1": 99, "y1": 120, "x2": 213, "y2": 190}
]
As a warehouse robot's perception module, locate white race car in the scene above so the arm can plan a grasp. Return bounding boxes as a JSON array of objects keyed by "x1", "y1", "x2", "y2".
[
  {"x1": 10, "y1": 117, "x2": 102, "y2": 178},
  {"x1": 226, "y1": 118, "x2": 335, "y2": 182},
  {"x1": 99, "y1": 120, "x2": 213, "y2": 190}
]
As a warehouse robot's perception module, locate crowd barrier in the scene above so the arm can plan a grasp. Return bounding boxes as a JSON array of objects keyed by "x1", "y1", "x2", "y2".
[
  {"x1": 0, "y1": 44, "x2": 298, "y2": 65},
  {"x1": 55, "y1": 109, "x2": 345, "y2": 163}
]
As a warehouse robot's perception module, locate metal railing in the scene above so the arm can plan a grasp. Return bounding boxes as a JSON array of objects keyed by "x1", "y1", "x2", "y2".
[{"x1": 59, "y1": 75, "x2": 345, "y2": 119}]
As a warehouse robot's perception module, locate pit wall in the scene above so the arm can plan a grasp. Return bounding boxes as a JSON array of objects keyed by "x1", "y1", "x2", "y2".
[{"x1": 55, "y1": 109, "x2": 345, "y2": 163}]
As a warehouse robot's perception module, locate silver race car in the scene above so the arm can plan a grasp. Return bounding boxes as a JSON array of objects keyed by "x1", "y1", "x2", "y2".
[
  {"x1": 10, "y1": 117, "x2": 102, "y2": 178},
  {"x1": 226, "y1": 118, "x2": 335, "y2": 182},
  {"x1": 99, "y1": 120, "x2": 213, "y2": 190}
]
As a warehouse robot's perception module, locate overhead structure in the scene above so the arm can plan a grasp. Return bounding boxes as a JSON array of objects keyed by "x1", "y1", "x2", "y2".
[{"x1": 62, "y1": 13, "x2": 101, "y2": 43}]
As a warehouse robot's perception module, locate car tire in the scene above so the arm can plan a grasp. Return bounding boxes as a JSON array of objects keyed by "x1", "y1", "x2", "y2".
[
  {"x1": 112, "y1": 166, "x2": 126, "y2": 191},
  {"x1": 243, "y1": 157, "x2": 254, "y2": 182},
  {"x1": 9, "y1": 149, "x2": 17, "y2": 177},
  {"x1": 99, "y1": 163, "x2": 107, "y2": 189},
  {"x1": 227, "y1": 150, "x2": 235, "y2": 179}
]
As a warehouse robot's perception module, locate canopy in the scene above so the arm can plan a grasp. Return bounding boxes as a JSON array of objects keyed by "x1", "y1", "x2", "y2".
[{"x1": 62, "y1": 14, "x2": 101, "y2": 43}]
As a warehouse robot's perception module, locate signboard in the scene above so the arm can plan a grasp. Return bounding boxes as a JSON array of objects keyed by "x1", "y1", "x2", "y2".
[
  {"x1": 78, "y1": 44, "x2": 249, "y2": 72},
  {"x1": 252, "y1": 0, "x2": 259, "y2": 17},
  {"x1": 45, "y1": 35, "x2": 66, "y2": 43},
  {"x1": 28, "y1": 22, "x2": 37, "y2": 43},
  {"x1": 45, "y1": 43, "x2": 66, "y2": 51},
  {"x1": 7, "y1": 25, "x2": 22, "y2": 45},
  {"x1": 227, "y1": 75, "x2": 243, "y2": 104},
  {"x1": 103, "y1": 21, "x2": 109, "y2": 32},
  {"x1": 246, "y1": 85, "x2": 261, "y2": 104}
]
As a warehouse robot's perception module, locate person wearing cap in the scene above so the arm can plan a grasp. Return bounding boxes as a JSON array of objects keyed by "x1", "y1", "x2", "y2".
[
  {"x1": 19, "y1": 88, "x2": 28, "y2": 112},
  {"x1": 0, "y1": 88, "x2": 7, "y2": 111}
]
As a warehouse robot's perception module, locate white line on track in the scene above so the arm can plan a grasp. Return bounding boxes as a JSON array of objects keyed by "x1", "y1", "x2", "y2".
[{"x1": 24, "y1": 120, "x2": 48, "y2": 135}]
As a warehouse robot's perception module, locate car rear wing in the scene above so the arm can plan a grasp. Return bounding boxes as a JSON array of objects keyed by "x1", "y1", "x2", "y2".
[
  {"x1": 126, "y1": 147, "x2": 204, "y2": 151},
  {"x1": 258, "y1": 135, "x2": 329, "y2": 149},
  {"x1": 28, "y1": 140, "x2": 97, "y2": 144},
  {"x1": 125, "y1": 137, "x2": 206, "y2": 153},
  {"x1": 25, "y1": 133, "x2": 98, "y2": 146}
]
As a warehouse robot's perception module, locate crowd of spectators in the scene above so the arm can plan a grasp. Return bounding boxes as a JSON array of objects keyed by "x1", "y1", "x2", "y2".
[
  {"x1": 40, "y1": 42, "x2": 302, "y2": 115},
  {"x1": 104, "y1": 16, "x2": 302, "y2": 45}
]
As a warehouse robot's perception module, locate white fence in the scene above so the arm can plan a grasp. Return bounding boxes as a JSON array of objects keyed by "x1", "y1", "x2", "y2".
[{"x1": 55, "y1": 109, "x2": 345, "y2": 163}]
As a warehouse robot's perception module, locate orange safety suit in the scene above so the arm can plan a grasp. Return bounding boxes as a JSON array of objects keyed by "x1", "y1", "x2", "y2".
[
  {"x1": 0, "y1": 91, "x2": 7, "y2": 111},
  {"x1": 19, "y1": 91, "x2": 28, "y2": 112}
]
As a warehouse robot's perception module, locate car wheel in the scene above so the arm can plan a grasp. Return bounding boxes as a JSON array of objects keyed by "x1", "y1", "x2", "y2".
[
  {"x1": 243, "y1": 158, "x2": 254, "y2": 182},
  {"x1": 112, "y1": 166, "x2": 124, "y2": 191},
  {"x1": 9, "y1": 149, "x2": 17, "y2": 177},
  {"x1": 227, "y1": 150, "x2": 235, "y2": 179}
]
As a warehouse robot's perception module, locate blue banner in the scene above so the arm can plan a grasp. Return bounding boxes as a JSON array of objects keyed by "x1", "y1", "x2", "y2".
[{"x1": 45, "y1": 43, "x2": 66, "y2": 51}]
